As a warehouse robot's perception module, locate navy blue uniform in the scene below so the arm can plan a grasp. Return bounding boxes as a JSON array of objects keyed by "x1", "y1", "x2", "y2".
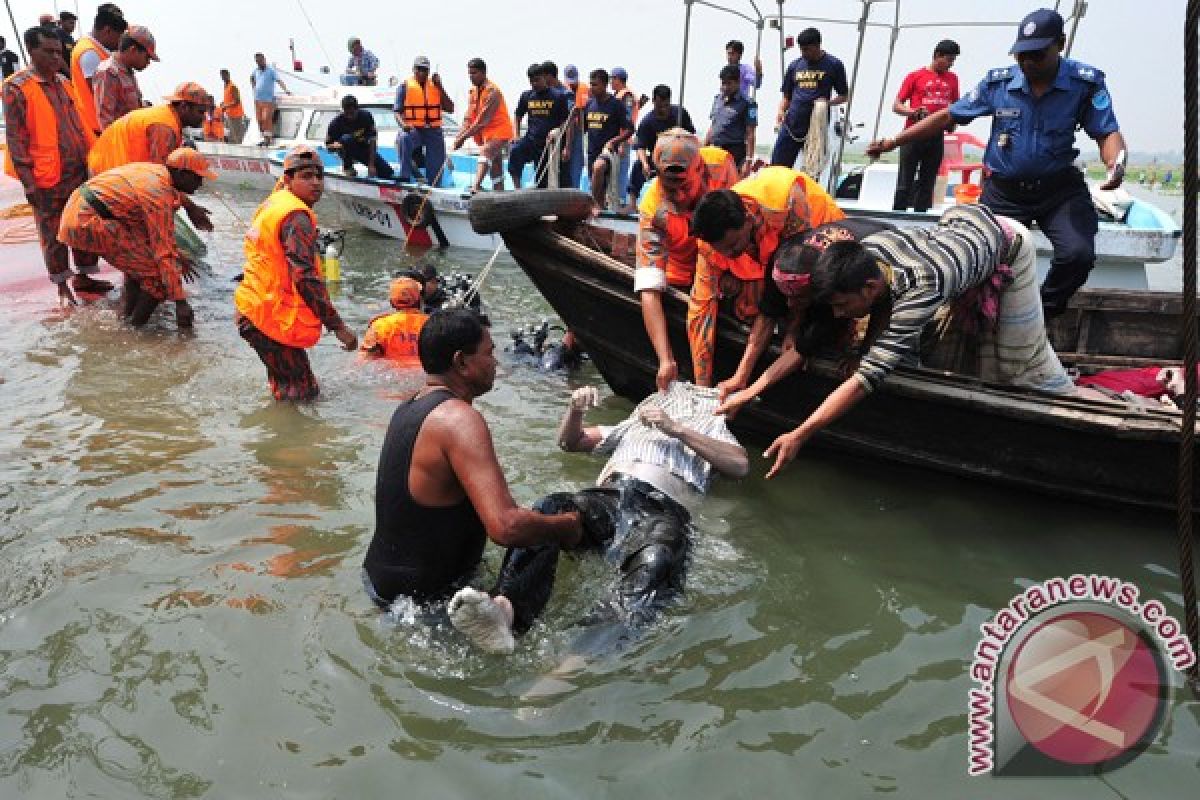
[
  {"x1": 584, "y1": 94, "x2": 631, "y2": 168},
  {"x1": 510, "y1": 87, "x2": 570, "y2": 187},
  {"x1": 949, "y1": 57, "x2": 1120, "y2": 314},
  {"x1": 325, "y1": 109, "x2": 394, "y2": 179},
  {"x1": 771, "y1": 52, "x2": 847, "y2": 167},
  {"x1": 709, "y1": 91, "x2": 758, "y2": 167}
]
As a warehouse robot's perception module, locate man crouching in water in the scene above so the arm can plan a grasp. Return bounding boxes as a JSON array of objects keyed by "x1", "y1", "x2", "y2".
[
  {"x1": 362, "y1": 308, "x2": 586, "y2": 612},
  {"x1": 447, "y1": 381, "x2": 749, "y2": 654}
]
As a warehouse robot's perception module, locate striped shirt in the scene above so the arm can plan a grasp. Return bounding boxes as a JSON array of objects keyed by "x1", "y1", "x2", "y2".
[
  {"x1": 857, "y1": 204, "x2": 1006, "y2": 393},
  {"x1": 594, "y1": 382, "x2": 738, "y2": 494}
]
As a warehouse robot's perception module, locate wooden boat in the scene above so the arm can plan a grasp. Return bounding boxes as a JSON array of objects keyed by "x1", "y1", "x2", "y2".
[{"x1": 470, "y1": 189, "x2": 1197, "y2": 513}]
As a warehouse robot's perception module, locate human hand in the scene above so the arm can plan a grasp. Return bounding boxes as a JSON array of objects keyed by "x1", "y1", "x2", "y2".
[
  {"x1": 185, "y1": 202, "x2": 214, "y2": 232},
  {"x1": 181, "y1": 259, "x2": 199, "y2": 283},
  {"x1": 431, "y1": 72, "x2": 443, "y2": 88},
  {"x1": 639, "y1": 406, "x2": 680, "y2": 437},
  {"x1": 569, "y1": 386, "x2": 600, "y2": 411},
  {"x1": 57, "y1": 282, "x2": 78, "y2": 308},
  {"x1": 763, "y1": 429, "x2": 809, "y2": 479},
  {"x1": 865, "y1": 137, "x2": 894, "y2": 159},
  {"x1": 175, "y1": 299, "x2": 195, "y2": 328},
  {"x1": 716, "y1": 374, "x2": 747, "y2": 402},
  {"x1": 1100, "y1": 162, "x2": 1126, "y2": 191},
  {"x1": 655, "y1": 359, "x2": 678, "y2": 392},
  {"x1": 715, "y1": 388, "x2": 753, "y2": 419},
  {"x1": 754, "y1": 56, "x2": 763, "y2": 74},
  {"x1": 335, "y1": 326, "x2": 358, "y2": 351}
]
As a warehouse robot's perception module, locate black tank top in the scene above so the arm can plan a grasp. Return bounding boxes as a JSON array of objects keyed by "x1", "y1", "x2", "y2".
[{"x1": 363, "y1": 388, "x2": 487, "y2": 605}]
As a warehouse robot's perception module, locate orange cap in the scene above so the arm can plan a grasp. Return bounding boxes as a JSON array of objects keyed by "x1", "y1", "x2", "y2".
[
  {"x1": 282, "y1": 145, "x2": 324, "y2": 173},
  {"x1": 164, "y1": 81, "x2": 208, "y2": 105},
  {"x1": 165, "y1": 147, "x2": 217, "y2": 179},
  {"x1": 389, "y1": 277, "x2": 423, "y2": 309},
  {"x1": 125, "y1": 25, "x2": 159, "y2": 61}
]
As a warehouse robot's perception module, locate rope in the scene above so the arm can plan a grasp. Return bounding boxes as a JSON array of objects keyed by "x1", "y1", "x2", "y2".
[
  {"x1": 801, "y1": 99, "x2": 829, "y2": 180},
  {"x1": 402, "y1": 156, "x2": 449, "y2": 248},
  {"x1": 461, "y1": 241, "x2": 504, "y2": 307},
  {"x1": 1176, "y1": 0, "x2": 1200, "y2": 690},
  {"x1": 293, "y1": 0, "x2": 335, "y2": 72}
]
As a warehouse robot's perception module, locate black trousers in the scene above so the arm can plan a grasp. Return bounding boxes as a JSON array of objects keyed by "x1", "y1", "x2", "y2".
[
  {"x1": 980, "y1": 168, "x2": 1097, "y2": 317},
  {"x1": 491, "y1": 476, "x2": 692, "y2": 634},
  {"x1": 892, "y1": 136, "x2": 943, "y2": 212}
]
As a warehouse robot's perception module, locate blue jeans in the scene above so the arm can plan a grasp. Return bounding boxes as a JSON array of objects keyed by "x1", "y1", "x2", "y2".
[{"x1": 397, "y1": 127, "x2": 447, "y2": 187}]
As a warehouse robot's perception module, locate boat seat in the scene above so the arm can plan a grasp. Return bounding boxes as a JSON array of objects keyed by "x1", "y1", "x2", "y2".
[{"x1": 939, "y1": 132, "x2": 987, "y2": 186}]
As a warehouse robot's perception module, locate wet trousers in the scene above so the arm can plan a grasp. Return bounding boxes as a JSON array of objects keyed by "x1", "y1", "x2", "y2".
[
  {"x1": 492, "y1": 475, "x2": 692, "y2": 634},
  {"x1": 238, "y1": 316, "x2": 319, "y2": 402}
]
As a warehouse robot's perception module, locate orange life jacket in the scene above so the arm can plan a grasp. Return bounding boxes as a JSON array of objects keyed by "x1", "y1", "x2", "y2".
[
  {"x1": 365, "y1": 309, "x2": 429, "y2": 363},
  {"x1": 718, "y1": 166, "x2": 846, "y2": 281},
  {"x1": 234, "y1": 189, "x2": 326, "y2": 348},
  {"x1": 466, "y1": 80, "x2": 514, "y2": 143},
  {"x1": 402, "y1": 77, "x2": 443, "y2": 128},
  {"x1": 70, "y1": 35, "x2": 109, "y2": 135},
  {"x1": 87, "y1": 104, "x2": 182, "y2": 174},
  {"x1": 2, "y1": 72, "x2": 95, "y2": 188},
  {"x1": 222, "y1": 82, "x2": 244, "y2": 119},
  {"x1": 203, "y1": 114, "x2": 225, "y2": 141},
  {"x1": 637, "y1": 146, "x2": 739, "y2": 288}
]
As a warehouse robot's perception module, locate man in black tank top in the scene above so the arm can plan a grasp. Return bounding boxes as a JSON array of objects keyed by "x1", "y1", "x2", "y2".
[
  {"x1": 447, "y1": 381, "x2": 748, "y2": 654},
  {"x1": 363, "y1": 309, "x2": 584, "y2": 609}
]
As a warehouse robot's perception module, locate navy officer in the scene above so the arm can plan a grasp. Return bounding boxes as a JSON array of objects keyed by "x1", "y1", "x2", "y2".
[{"x1": 866, "y1": 8, "x2": 1126, "y2": 318}]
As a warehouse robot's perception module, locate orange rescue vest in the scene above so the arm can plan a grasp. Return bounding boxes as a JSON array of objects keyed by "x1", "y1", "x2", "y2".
[
  {"x1": 3, "y1": 72, "x2": 95, "y2": 188},
  {"x1": 234, "y1": 189, "x2": 326, "y2": 348},
  {"x1": 222, "y1": 82, "x2": 244, "y2": 119},
  {"x1": 637, "y1": 146, "x2": 739, "y2": 288},
  {"x1": 466, "y1": 80, "x2": 514, "y2": 143},
  {"x1": 203, "y1": 114, "x2": 225, "y2": 142},
  {"x1": 402, "y1": 78, "x2": 443, "y2": 128},
  {"x1": 70, "y1": 35, "x2": 109, "y2": 135},
  {"x1": 365, "y1": 309, "x2": 428, "y2": 363},
  {"x1": 87, "y1": 104, "x2": 182, "y2": 174}
]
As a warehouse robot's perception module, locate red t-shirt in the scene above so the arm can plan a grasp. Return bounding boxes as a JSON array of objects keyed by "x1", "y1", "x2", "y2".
[{"x1": 895, "y1": 67, "x2": 959, "y2": 129}]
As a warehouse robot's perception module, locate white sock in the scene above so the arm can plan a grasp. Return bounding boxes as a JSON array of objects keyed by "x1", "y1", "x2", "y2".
[{"x1": 448, "y1": 588, "x2": 515, "y2": 654}]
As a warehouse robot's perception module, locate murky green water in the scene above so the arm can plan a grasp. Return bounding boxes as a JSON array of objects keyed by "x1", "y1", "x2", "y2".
[{"x1": 1, "y1": 186, "x2": 1197, "y2": 799}]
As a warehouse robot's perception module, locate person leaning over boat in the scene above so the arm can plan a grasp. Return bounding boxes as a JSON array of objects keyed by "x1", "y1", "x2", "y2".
[
  {"x1": 453, "y1": 58, "x2": 514, "y2": 194},
  {"x1": 629, "y1": 85, "x2": 695, "y2": 207},
  {"x1": 866, "y1": 8, "x2": 1126, "y2": 319},
  {"x1": 633, "y1": 129, "x2": 738, "y2": 391},
  {"x1": 219, "y1": 69, "x2": 248, "y2": 144},
  {"x1": 234, "y1": 146, "x2": 358, "y2": 402},
  {"x1": 325, "y1": 94, "x2": 393, "y2": 179},
  {"x1": 69, "y1": 4, "x2": 126, "y2": 137},
  {"x1": 250, "y1": 52, "x2": 288, "y2": 146},
  {"x1": 92, "y1": 24, "x2": 156, "y2": 131},
  {"x1": 58, "y1": 147, "x2": 215, "y2": 329},
  {"x1": 3, "y1": 25, "x2": 108, "y2": 306},
  {"x1": 395, "y1": 56, "x2": 454, "y2": 187},
  {"x1": 707, "y1": 64, "x2": 757, "y2": 174},
  {"x1": 762, "y1": 204, "x2": 1076, "y2": 479},
  {"x1": 362, "y1": 308, "x2": 586, "y2": 611},
  {"x1": 360, "y1": 277, "x2": 428, "y2": 365},
  {"x1": 771, "y1": 27, "x2": 848, "y2": 169},
  {"x1": 890, "y1": 38, "x2": 959, "y2": 212},
  {"x1": 687, "y1": 166, "x2": 845, "y2": 387},
  {"x1": 715, "y1": 218, "x2": 895, "y2": 418},
  {"x1": 446, "y1": 381, "x2": 749, "y2": 654},
  {"x1": 87, "y1": 81, "x2": 213, "y2": 234},
  {"x1": 509, "y1": 63, "x2": 570, "y2": 189}
]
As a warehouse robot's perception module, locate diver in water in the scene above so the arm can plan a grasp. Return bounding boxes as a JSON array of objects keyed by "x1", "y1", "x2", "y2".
[
  {"x1": 448, "y1": 382, "x2": 748, "y2": 653},
  {"x1": 509, "y1": 322, "x2": 585, "y2": 371}
]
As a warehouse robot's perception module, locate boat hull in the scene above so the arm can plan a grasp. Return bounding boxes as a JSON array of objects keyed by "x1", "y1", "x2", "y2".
[{"x1": 501, "y1": 221, "x2": 1196, "y2": 513}]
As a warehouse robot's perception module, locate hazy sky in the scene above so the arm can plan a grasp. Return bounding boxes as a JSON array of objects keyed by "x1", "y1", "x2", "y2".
[{"x1": 5, "y1": 0, "x2": 1189, "y2": 154}]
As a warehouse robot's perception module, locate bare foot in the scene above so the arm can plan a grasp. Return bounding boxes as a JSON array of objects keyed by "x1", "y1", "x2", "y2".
[{"x1": 448, "y1": 588, "x2": 515, "y2": 654}]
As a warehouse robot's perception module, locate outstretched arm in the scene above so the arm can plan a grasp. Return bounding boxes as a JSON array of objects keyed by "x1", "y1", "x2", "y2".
[
  {"x1": 764, "y1": 374, "x2": 867, "y2": 478},
  {"x1": 557, "y1": 387, "x2": 605, "y2": 452},
  {"x1": 641, "y1": 407, "x2": 748, "y2": 478}
]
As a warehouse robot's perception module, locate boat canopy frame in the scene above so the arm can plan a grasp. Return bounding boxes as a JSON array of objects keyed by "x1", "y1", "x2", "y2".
[{"x1": 675, "y1": 0, "x2": 1089, "y2": 193}]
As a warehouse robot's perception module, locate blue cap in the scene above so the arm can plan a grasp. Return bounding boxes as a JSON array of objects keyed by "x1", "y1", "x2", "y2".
[
  {"x1": 612, "y1": 66, "x2": 628, "y2": 80},
  {"x1": 564, "y1": 64, "x2": 579, "y2": 80},
  {"x1": 1010, "y1": 8, "x2": 1064, "y2": 54}
]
